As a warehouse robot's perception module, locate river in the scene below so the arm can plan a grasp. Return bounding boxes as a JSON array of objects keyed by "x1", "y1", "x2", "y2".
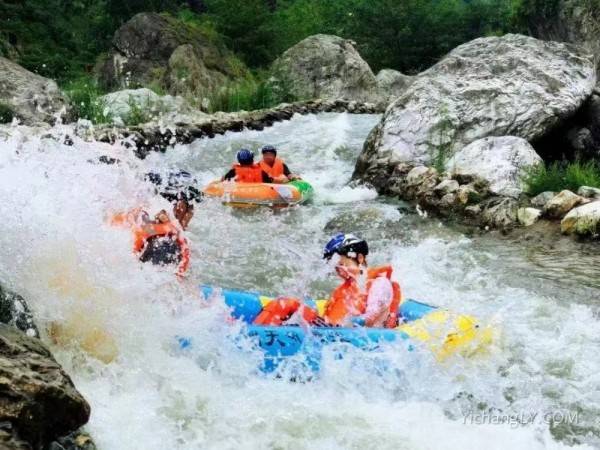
[{"x1": 0, "y1": 113, "x2": 598, "y2": 449}]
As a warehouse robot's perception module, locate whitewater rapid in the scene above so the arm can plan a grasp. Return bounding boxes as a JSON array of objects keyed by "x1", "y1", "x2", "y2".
[{"x1": 0, "y1": 114, "x2": 598, "y2": 449}]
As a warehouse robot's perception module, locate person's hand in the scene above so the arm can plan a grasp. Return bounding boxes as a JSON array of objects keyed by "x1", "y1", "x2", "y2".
[
  {"x1": 274, "y1": 175, "x2": 289, "y2": 183},
  {"x1": 289, "y1": 174, "x2": 302, "y2": 181}
]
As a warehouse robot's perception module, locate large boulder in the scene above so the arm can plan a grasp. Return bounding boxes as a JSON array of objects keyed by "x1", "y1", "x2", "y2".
[
  {"x1": 446, "y1": 136, "x2": 543, "y2": 198},
  {"x1": 270, "y1": 34, "x2": 381, "y2": 103},
  {"x1": 98, "y1": 88, "x2": 206, "y2": 125},
  {"x1": 527, "y1": 0, "x2": 600, "y2": 78},
  {"x1": 0, "y1": 57, "x2": 70, "y2": 125},
  {"x1": 376, "y1": 69, "x2": 414, "y2": 103},
  {"x1": 0, "y1": 324, "x2": 90, "y2": 448},
  {"x1": 97, "y1": 13, "x2": 245, "y2": 96},
  {"x1": 354, "y1": 34, "x2": 596, "y2": 186},
  {"x1": 561, "y1": 201, "x2": 600, "y2": 235}
]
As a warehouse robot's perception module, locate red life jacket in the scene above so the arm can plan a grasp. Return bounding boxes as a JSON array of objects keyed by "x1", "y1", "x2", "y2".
[
  {"x1": 259, "y1": 158, "x2": 285, "y2": 178},
  {"x1": 233, "y1": 164, "x2": 263, "y2": 183},
  {"x1": 324, "y1": 265, "x2": 401, "y2": 327}
]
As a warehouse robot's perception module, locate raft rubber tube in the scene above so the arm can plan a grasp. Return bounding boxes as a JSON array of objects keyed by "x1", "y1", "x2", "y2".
[
  {"x1": 187, "y1": 286, "x2": 495, "y2": 373},
  {"x1": 202, "y1": 180, "x2": 314, "y2": 206}
]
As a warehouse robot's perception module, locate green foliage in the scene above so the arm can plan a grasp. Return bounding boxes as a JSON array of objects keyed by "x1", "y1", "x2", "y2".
[
  {"x1": 431, "y1": 105, "x2": 455, "y2": 173},
  {"x1": 202, "y1": 0, "x2": 521, "y2": 72},
  {"x1": 124, "y1": 96, "x2": 153, "y2": 126},
  {"x1": 64, "y1": 76, "x2": 112, "y2": 124},
  {"x1": 523, "y1": 161, "x2": 600, "y2": 196},
  {"x1": 203, "y1": 74, "x2": 298, "y2": 113},
  {"x1": 0, "y1": 0, "x2": 114, "y2": 81},
  {"x1": 0, "y1": 103, "x2": 15, "y2": 124},
  {"x1": 1, "y1": 0, "x2": 534, "y2": 113}
]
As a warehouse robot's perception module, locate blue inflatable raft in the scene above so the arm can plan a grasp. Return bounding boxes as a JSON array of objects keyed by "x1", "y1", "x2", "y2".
[{"x1": 190, "y1": 286, "x2": 494, "y2": 374}]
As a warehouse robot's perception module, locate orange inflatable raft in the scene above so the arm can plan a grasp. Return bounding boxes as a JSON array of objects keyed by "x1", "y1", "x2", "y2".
[{"x1": 202, "y1": 180, "x2": 314, "y2": 207}]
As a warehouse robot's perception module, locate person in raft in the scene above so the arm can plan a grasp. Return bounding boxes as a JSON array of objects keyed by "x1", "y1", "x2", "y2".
[
  {"x1": 111, "y1": 208, "x2": 190, "y2": 277},
  {"x1": 258, "y1": 145, "x2": 301, "y2": 183},
  {"x1": 221, "y1": 149, "x2": 275, "y2": 183},
  {"x1": 254, "y1": 233, "x2": 402, "y2": 328},
  {"x1": 145, "y1": 170, "x2": 203, "y2": 230}
]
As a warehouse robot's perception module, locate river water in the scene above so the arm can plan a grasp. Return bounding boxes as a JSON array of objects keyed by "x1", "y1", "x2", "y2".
[{"x1": 0, "y1": 113, "x2": 598, "y2": 449}]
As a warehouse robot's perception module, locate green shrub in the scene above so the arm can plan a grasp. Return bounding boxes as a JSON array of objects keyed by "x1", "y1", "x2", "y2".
[
  {"x1": 0, "y1": 103, "x2": 15, "y2": 123},
  {"x1": 203, "y1": 75, "x2": 298, "y2": 113},
  {"x1": 124, "y1": 96, "x2": 153, "y2": 126},
  {"x1": 64, "y1": 76, "x2": 112, "y2": 124},
  {"x1": 523, "y1": 161, "x2": 600, "y2": 196}
]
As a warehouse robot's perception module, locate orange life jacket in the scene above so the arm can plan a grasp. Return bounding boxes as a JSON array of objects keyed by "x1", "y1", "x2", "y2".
[
  {"x1": 259, "y1": 158, "x2": 285, "y2": 178},
  {"x1": 324, "y1": 265, "x2": 401, "y2": 327},
  {"x1": 134, "y1": 221, "x2": 189, "y2": 276},
  {"x1": 233, "y1": 164, "x2": 263, "y2": 183},
  {"x1": 111, "y1": 210, "x2": 190, "y2": 276}
]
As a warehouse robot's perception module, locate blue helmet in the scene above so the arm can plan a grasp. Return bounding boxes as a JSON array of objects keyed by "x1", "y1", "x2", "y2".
[
  {"x1": 323, "y1": 233, "x2": 369, "y2": 260},
  {"x1": 261, "y1": 145, "x2": 277, "y2": 155},
  {"x1": 237, "y1": 149, "x2": 254, "y2": 165}
]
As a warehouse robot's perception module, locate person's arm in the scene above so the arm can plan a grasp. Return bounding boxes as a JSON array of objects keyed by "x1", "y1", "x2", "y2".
[
  {"x1": 283, "y1": 163, "x2": 301, "y2": 181},
  {"x1": 222, "y1": 168, "x2": 236, "y2": 181},
  {"x1": 261, "y1": 171, "x2": 274, "y2": 183},
  {"x1": 356, "y1": 277, "x2": 393, "y2": 327}
]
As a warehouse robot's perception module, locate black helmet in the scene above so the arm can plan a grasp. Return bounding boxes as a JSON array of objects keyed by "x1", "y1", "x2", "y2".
[
  {"x1": 323, "y1": 233, "x2": 369, "y2": 260},
  {"x1": 261, "y1": 145, "x2": 277, "y2": 155}
]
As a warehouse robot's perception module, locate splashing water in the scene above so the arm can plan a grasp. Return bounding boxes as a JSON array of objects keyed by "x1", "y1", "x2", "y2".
[{"x1": 0, "y1": 113, "x2": 599, "y2": 449}]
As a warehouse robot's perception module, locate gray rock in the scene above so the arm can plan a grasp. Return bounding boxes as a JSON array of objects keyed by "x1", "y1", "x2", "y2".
[
  {"x1": 566, "y1": 126, "x2": 595, "y2": 155},
  {"x1": 456, "y1": 184, "x2": 482, "y2": 205},
  {"x1": 517, "y1": 207, "x2": 542, "y2": 226},
  {"x1": 96, "y1": 13, "x2": 243, "y2": 95},
  {"x1": 98, "y1": 88, "x2": 204, "y2": 125},
  {"x1": 561, "y1": 201, "x2": 600, "y2": 235},
  {"x1": 271, "y1": 34, "x2": 381, "y2": 103},
  {"x1": 0, "y1": 324, "x2": 90, "y2": 447},
  {"x1": 49, "y1": 430, "x2": 96, "y2": 450},
  {"x1": 167, "y1": 43, "x2": 227, "y2": 97},
  {"x1": 543, "y1": 190, "x2": 586, "y2": 218},
  {"x1": 354, "y1": 34, "x2": 596, "y2": 186},
  {"x1": 376, "y1": 69, "x2": 414, "y2": 102},
  {"x1": 531, "y1": 191, "x2": 556, "y2": 207},
  {"x1": 439, "y1": 193, "x2": 457, "y2": 207},
  {"x1": 481, "y1": 197, "x2": 519, "y2": 228},
  {"x1": 406, "y1": 166, "x2": 435, "y2": 185},
  {"x1": 446, "y1": 136, "x2": 543, "y2": 198},
  {"x1": 577, "y1": 185, "x2": 600, "y2": 198},
  {"x1": 528, "y1": 0, "x2": 600, "y2": 79},
  {"x1": 433, "y1": 179, "x2": 459, "y2": 195},
  {"x1": 0, "y1": 285, "x2": 38, "y2": 338},
  {"x1": 0, "y1": 57, "x2": 70, "y2": 125}
]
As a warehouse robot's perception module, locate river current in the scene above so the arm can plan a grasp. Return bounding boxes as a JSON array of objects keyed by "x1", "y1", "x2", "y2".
[{"x1": 0, "y1": 113, "x2": 598, "y2": 449}]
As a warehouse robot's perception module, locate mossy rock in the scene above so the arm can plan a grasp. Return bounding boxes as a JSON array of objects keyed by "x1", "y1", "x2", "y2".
[{"x1": 0, "y1": 103, "x2": 15, "y2": 123}]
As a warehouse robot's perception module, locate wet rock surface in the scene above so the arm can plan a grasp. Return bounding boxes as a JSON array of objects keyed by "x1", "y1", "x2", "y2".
[
  {"x1": 0, "y1": 324, "x2": 90, "y2": 448},
  {"x1": 88, "y1": 98, "x2": 383, "y2": 158},
  {"x1": 0, "y1": 57, "x2": 70, "y2": 125}
]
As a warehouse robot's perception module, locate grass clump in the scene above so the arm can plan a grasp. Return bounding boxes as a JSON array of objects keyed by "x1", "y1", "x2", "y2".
[
  {"x1": 64, "y1": 76, "x2": 112, "y2": 124},
  {"x1": 203, "y1": 75, "x2": 298, "y2": 113},
  {"x1": 523, "y1": 161, "x2": 600, "y2": 196}
]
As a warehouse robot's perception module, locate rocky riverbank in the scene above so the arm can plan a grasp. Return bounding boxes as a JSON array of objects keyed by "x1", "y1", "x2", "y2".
[
  {"x1": 353, "y1": 33, "x2": 599, "y2": 240},
  {"x1": 0, "y1": 285, "x2": 95, "y2": 450},
  {"x1": 82, "y1": 98, "x2": 383, "y2": 158}
]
